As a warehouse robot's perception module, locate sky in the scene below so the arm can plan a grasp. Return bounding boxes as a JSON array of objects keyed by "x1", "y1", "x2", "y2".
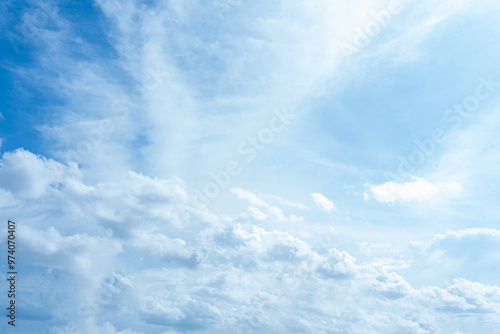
[{"x1": 1, "y1": 0, "x2": 500, "y2": 333}]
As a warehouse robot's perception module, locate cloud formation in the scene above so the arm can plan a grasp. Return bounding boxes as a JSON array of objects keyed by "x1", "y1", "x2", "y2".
[
  {"x1": 1, "y1": 0, "x2": 500, "y2": 333},
  {"x1": 311, "y1": 192, "x2": 337, "y2": 212},
  {"x1": 1, "y1": 148, "x2": 498, "y2": 332},
  {"x1": 367, "y1": 176, "x2": 461, "y2": 204}
]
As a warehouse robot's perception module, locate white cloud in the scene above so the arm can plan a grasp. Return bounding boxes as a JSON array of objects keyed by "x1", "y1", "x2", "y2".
[
  {"x1": 3, "y1": 161, "x2": 500, "y2": 332},
  {"x1": 130, "y1": 231, "x2": 194, "y2": 264},
  {"x1": 0, "y1": 188, "x2": 19, "y2": 209},
  {"x1": 267, "y1": 205, "x2": 303, "y2": 223},
  {"x1": 231, "y1": 188, "x2": 269, "y2": 207},
  {"x1": 247, "y1": 206, "x2": 269, "y2": 221},
  {"x1": 366, "y1": 0, "x2": 473, "y2": 64},
  {"x1": 367, "y1": 176, "x2": 461, "y2": 204},
  {"x1": 242, "y1": 205, "x2": 303, "y2": 223},
  {"x1": 20, "y1": 225, "x2": 122, "y2": 277},
  {"x1": 311, "y1": 192, "x2": 336, "y2": 212},
  {"x1": 359, "y1": 242, "x2": 395, "y2": 256},
  {"x1": 232, "y1": 188, "x2": 304, "y2": 222},
  {"x1": 397, "y1": 228, "x2": 500, "y2": 289},
  {"x1": 0, "y1": 148, "x2": 81, "y2": 199},
  {"x1": 262, "y1": 194, "x2": 308, "y2": 210}
]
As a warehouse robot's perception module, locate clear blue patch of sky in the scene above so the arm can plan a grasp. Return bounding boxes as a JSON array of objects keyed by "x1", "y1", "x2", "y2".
[{"x1": 0, "y1": 0, "x2": 121, "y2": 155}]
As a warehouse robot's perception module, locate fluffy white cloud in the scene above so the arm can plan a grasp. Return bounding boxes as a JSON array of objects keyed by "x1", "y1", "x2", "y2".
[
  {"x1": 367, "y1": 176, "x2": 462, "y2": 204},
  {"x1": 311, "y1": 192, "x2": 336, "y2": 212},
  {"x1": 232, "y1": 188, "x2": 304, "y2": 222},
  {"x1": 0, "y1": 148, "x2": 81, "y2": 199},
  {"x1": 2, "y1": 148, "x2": 498, "y2": 332},
  {"x1": 1, "y1": 151, "x2": 496, "y2": 332}
]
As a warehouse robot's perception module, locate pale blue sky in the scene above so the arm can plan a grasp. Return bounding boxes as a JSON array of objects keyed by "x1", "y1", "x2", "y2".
[{"x1": 1, "y1": 0, "x2": 500, "y2": 333}]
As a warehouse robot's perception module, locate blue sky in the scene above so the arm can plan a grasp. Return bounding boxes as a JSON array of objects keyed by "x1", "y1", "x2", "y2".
[{"x1": 1, "y1": 0, "x2": 500, "y2": 333}]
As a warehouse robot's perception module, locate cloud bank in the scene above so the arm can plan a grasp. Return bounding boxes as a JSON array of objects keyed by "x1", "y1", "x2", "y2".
[{"x1": 0, "y1": 150, "x2": 498, "y2": 333}]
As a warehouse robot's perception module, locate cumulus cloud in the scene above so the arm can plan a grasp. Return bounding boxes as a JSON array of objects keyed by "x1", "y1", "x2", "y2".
[
  {"x1": 413, "y1": 228, "x2": 500, "y2": 285},
  {"x1": 232, "y1": 188, "x2": 304, "y2": 222},
  {"x1": 2, "y1": 157, "x2": 499, "y2": 333},
  {"x1": 367, "y1": 176, "x2": 462, "y2": 204},
  {"x1": 1, "y1": 152, "x2": 489, "y2": 333},
  {"x1": 311, "y1": 192, "x2": 336, "y2": 212},
  {"x1": 0, "y1": 148, "x2": 81, "y2": 199},
  {"x1": 0, "y1": 188, "x2": 19, "y2": 209}
]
